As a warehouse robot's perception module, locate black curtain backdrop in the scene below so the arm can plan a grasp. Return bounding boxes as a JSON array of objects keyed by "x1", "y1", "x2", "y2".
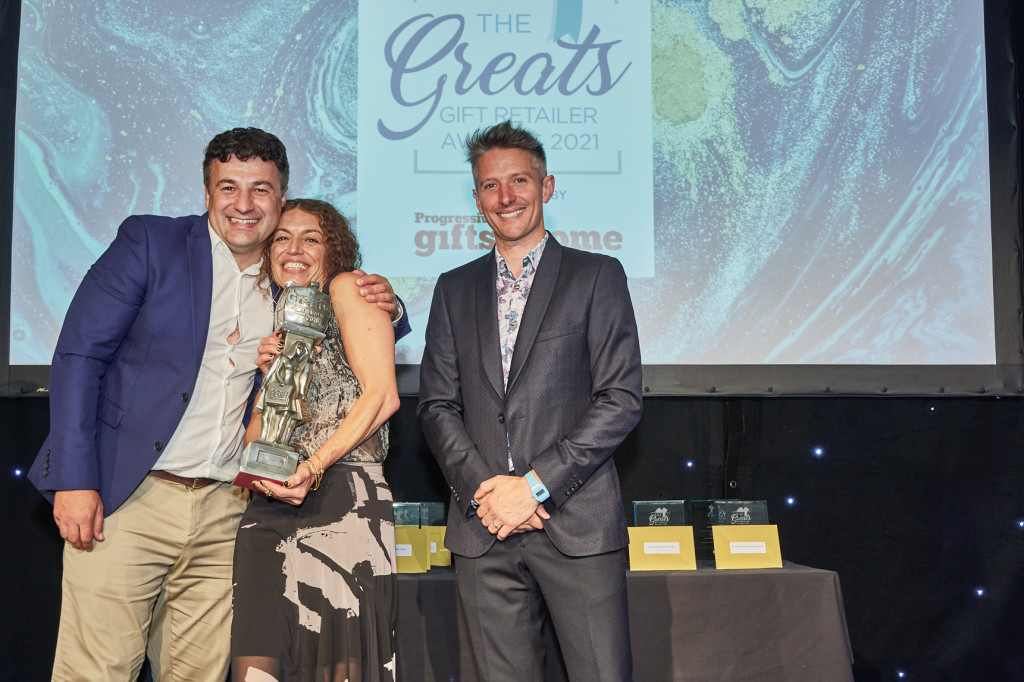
[
  {"x1": 3, "y1": 2, "x2": 1024, "y2": 681},
  {"x1": 5, "y1": 394, "x2": 1023, "y2": 681}
]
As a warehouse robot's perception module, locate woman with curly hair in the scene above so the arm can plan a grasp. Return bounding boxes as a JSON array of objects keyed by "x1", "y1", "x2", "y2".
[{"x1": 231, "y1": 198, "x2": 400, "y2": 681}]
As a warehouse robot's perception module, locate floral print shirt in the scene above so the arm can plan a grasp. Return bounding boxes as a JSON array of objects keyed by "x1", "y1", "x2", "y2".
[
  {"x1": 495, "y1": 233, "x2": 549, "y2": 472},
  {"x1": 496, "y1": 233, "x2": 549, "y2": 388}
]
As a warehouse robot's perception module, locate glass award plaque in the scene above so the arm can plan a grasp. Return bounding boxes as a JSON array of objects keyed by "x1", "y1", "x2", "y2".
[
  {"x1": 392, "y1": 501, "x2": 446, "y2": 527},
  {"x1": 633, "y1": 500, "x2": 688, "y2": 526},
  {"x1": 686, "y1": 499, "x2": 770, "y2": 560},
  {"x1": 420, "y1": 501, "x2": 446, "y2": 526},
  {"x1": 392, "y1": 502, "x2": 422, "y2": 527}
]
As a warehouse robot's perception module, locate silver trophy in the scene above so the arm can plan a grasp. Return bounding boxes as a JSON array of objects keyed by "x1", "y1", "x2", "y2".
[{"x1": 233, "y1": 281, "x2": 332, "y2": 490}]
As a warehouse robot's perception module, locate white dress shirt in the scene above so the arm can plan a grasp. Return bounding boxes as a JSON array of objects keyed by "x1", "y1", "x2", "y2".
[{"x1": 152, "y1": 224, "x2": 274, "y2": 480}]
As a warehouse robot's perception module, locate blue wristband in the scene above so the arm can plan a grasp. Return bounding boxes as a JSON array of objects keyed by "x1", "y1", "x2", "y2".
[{"x1": 524, "y1": 471, "x2": 550, "y2": 503}]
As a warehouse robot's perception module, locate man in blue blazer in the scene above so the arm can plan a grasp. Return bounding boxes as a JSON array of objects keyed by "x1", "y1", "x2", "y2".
[
  {"x1": 418, "y1": 122, "x2": 643, "y2": 681},
  {"x1": 28, "y1": 127, "x2": 408, "y2": 681}
]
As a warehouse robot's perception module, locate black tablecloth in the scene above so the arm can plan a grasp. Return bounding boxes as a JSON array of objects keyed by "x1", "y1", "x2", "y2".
[{"x1": 395, "y1": 560, "x2": 854, "y2": 681}]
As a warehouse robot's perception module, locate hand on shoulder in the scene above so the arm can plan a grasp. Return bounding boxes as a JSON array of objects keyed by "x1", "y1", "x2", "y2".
[{"x1": 330, "y1": 271, "x2": 392, "y2": 327}]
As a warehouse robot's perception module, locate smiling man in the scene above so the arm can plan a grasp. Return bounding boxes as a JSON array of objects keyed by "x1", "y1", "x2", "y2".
[
  {"x1": 205, "y1": 155, "x2": 286, "y2": 268},
  {"x1": 418, "y1": 121, "x2": 643, "y2": 681},
  {"x1": 28, "y1": 128, "x2": 408, "y2": 681}
]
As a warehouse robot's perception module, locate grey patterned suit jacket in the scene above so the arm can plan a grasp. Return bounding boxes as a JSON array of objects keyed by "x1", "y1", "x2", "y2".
[{"x1": 417, "y1": 236, "x2": 643, "y2": 558}]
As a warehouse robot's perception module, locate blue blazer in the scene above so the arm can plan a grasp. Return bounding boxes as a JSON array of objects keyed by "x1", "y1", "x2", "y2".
[{"x1": 29, "y1": 213, "x2": 410, "y2": 515}]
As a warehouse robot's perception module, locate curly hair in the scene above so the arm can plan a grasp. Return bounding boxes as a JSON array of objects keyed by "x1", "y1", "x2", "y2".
[
  {"x1": 464, "y1": 120, "x2": 547, "y2": 185},
  {"x1": 257, "y1": 199, "x2": 361, "y2": 295},
  {"x1": 203, "y1": 127, "x2": 290, "y2": 193}
]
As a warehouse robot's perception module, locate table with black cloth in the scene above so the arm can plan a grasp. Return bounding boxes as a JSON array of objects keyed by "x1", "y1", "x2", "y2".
[{"x1": 394, "y1": 560, "x2": 854, "y2": 682}]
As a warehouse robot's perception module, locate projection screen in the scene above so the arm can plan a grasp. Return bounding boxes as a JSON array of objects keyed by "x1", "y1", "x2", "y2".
[{"x1": 5, "y1": 0, "x2": 1021, "y2": 397}]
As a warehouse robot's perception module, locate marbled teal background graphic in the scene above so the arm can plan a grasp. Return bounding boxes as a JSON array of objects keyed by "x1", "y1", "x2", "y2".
[
  {"x1": 13, "y1": 0, "x2": 993, "y2": 366},
  {"x1": 643, "y1": 0, "x2": 992, "y2": 364}
]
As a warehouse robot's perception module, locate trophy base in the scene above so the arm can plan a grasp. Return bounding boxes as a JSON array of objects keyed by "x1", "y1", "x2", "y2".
[{"x1": 233, "y1": 440, "x2": 300, "y2": 490}]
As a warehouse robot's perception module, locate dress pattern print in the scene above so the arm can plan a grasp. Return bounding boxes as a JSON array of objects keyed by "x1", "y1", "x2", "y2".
[{"x1": 232, "y1": 308, "x2": 396, "y2": 682}]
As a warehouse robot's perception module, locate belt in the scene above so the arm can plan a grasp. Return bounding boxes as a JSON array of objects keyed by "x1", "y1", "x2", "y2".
[{"x1": 148, "y1": 470, "x2": 220, "y2": 489}]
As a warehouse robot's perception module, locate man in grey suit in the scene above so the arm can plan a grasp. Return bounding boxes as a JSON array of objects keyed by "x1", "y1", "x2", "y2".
[{"x1": 418, "y1": 121, "x2": 643, "y2": 681}]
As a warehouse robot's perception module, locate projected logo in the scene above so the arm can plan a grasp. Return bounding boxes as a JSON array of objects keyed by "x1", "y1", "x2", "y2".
[{"x1": 357, "y1": 0, "x2": 653, "y2": 276}]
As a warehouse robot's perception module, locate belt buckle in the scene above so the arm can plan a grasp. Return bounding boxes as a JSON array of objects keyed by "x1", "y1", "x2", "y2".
[{"x1": 190, "y1": 477, "x2": 201, "y2": 489}]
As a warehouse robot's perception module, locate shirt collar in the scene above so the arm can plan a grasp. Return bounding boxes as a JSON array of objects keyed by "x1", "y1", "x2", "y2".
[
  {"x1": 496, "y1": 232, "x2": 550, "y2": 277},
  {"x1": 207, "y1": 222, "x2": 262, "y2": 276}
]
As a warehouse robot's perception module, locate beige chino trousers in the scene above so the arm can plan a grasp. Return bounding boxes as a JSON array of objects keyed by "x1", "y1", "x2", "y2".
[{"x1": 52, "y1": 475, "x2": 248, "y2": 682}]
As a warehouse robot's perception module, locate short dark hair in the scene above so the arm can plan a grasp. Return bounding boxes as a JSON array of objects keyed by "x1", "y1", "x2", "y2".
[
  {"x1": 258, "y1": 198, "x2": 361, "y2": 294},
  {"x1": 464, "y1": 121, "x2": 547, "y2": 184},
  {"x1": 203, "y1": 127, "x2": 290, "y2": 193}
]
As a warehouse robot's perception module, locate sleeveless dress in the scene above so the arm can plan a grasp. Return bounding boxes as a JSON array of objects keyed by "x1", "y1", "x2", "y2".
[{"x1": 232, "y1": 304, "x2": 397, "y2": 682}]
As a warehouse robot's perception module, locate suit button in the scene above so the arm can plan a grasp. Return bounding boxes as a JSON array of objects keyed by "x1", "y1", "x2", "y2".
[
  {"x1": 181, "y1": 393, "x2": 189, "y2": 402},
  {"x1": 498, "y1": 413, "x2": 505, "y2": 423},
  {"x1": 154, "y1": 442, "x2": 163, "y2": 451}
]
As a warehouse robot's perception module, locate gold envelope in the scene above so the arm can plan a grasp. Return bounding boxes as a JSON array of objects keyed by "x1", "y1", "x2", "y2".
[
  {"x1": 395, "y1": 525, "x2": 431, "y2": 573},
  {"x1": 627, "y1": 526, "x2": 697, "y2": 571},
  {"x1": 712, "y1": 525, "x2": 783, "y2": 569},
  {"x1": 426, "y1": 525, "x2": 452, "y2": 567}
]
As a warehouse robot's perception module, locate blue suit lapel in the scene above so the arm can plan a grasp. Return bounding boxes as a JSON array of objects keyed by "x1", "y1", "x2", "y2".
[
  {"x1": 506, "y1": 236, "x2": 561, "y2": 396},
  {"x1": 187, "y1": 214, "x2": 214, "y2": 378},
  {"x1": 474, "y1": 251, "x2": 505, "y2": 399}
]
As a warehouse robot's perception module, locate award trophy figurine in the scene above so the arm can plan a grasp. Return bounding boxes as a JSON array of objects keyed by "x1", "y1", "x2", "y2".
[{"x1": 233, "y1": 281, "x2": 332, "y2": 490}]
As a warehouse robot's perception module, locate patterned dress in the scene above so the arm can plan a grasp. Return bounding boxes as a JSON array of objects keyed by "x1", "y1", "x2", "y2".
[{"x1": 232, "y1": 305, "x2": 396, "y2": 682}]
